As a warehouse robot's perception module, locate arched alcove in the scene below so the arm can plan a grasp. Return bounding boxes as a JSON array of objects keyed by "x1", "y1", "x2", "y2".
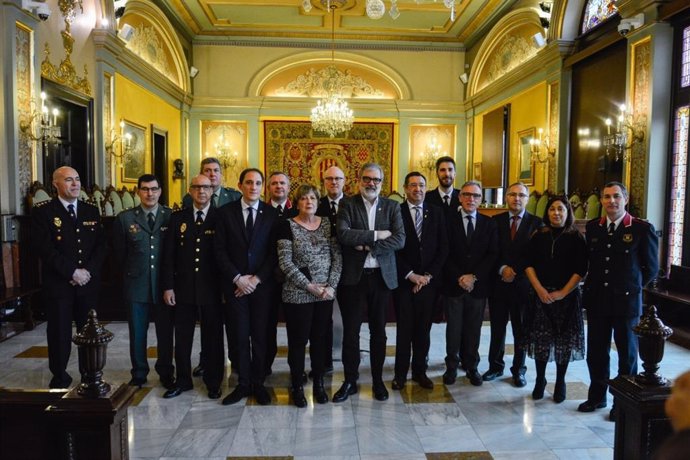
[
  {"x1": 118, "y1": 0, "x2": 190, "y2": 92},
  {"x1": 248, "y1": 51, "x2": 411, "y2": 100}
]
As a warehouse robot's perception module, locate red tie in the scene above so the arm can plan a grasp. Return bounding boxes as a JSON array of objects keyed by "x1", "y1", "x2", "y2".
[{"x1": 510, "y1": 215, "x2": 519, "y2": 240}]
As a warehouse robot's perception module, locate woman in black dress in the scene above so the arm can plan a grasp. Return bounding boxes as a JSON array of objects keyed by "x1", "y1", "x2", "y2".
[{"x1": 524, "y1": 195, "x2": 587, "y2": 403}]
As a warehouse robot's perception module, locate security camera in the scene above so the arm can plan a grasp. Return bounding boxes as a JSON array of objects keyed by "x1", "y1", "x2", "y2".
[
  {"x1": 618, "y1": 13, "x2": 644, "y2": 37},
  {"x1": 618, "y1": 21, "x2": 632, "y2": 36},
  {"x1": 22, "y1": 1, "x2": 51, "y2": 21}
]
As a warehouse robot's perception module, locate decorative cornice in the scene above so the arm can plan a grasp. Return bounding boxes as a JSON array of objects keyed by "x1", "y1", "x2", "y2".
[
  {"x1": 193, "y1": 38, "x2": 465, "y2": 53},
  {"x1": 41, "y1": 42, "x2": 92, "y2": 96}
]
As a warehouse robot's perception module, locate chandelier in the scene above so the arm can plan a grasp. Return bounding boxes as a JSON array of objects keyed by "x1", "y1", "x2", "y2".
[
  {"x1": 418, "y1": 136, "x2": 444, "y2": 176},
  {"x1": 310, "y1": 1, "x2": 354, "y2": 138},
  {"x1": 205, "y1": 125, "x2": 239, "y2": 172},
  {"x1": 364, "y1": 0, "x2": 458, "y2": 21}
]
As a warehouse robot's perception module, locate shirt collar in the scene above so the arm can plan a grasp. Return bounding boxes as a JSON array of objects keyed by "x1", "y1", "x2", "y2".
[
  {"x1": 241, "y1": 199, "x2": 257, "y2": 211},
  {"x1": 328, "y1": 193, "x2": 344, "y2": 204},
  {"x1": 406, "y1": 200, "x2": 423, "y2": 211},
  {"x1": 141, "y1": 204, "x2": 159, "y2": 215},
  {"x1": 509, "y1": 209, "x2": 525, "y2": 219},
  {"x1": 193, "y1": 202, "x2": 211, "y2": 216},
  {"x1": 460, "y1": 209, "x2": 477, "y2": 219},
  {"x1": 607, "y1": 213, "x2": 626, "y2": 229},
  {"x1": 58, "y1": 196, "x2": 77, "y2": 209}
]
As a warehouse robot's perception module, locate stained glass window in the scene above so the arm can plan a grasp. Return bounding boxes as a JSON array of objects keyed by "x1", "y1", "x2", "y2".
[
  {"x1": 682, "y1": 27, "x2": 690, "y2": 88},
  {"x1": 581, "y1": 0, "x2": 618, "y2": 35},
  {"x1": 668, "y1": 106, "x2": 689, "y2": 269}
]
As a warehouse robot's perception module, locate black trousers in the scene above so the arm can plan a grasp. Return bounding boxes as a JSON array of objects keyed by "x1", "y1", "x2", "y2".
[
  {"x1": 487, "y1": 288, "x2": 529, "y2": 376},
  {"x1": 586, "y1": 314, "x2": 639, "y2": 404},
  {"x1": 174, "y1": 302, "x2": 223, "y2": 390},
  {"x1": 265, "y1": 282, "x2": 283, "y2": 373},
  {"x1": 339, "y1": 268, "x2": 390, "y2": 384},
  {"x1": 393, "y1": 283, "x2": 436, "y2": 379},
  {"x1": 228, "y1": 283, "x2": 272, "y2": 387},
  {"x1": 284, "y1": 300, "x2": 333, "y2": 385},
  {"x1": 444, "y1": 294, "x2": 486, "y2": 372},
  {"x1": 46, "y1": 291, "x2": 92, "y2": 383}
]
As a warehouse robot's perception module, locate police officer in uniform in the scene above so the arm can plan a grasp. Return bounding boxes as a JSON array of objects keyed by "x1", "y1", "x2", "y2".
[
  {"x1": 161, "y1": 175, "x2": 224, "y2": 399},
  {"x1": 113, "y1": 174, "x2": 174, "y2": 389},
  {"x1": 32, "y1": 166, "x2": 105, "y2": 388},
  {"x1": 578, "y1": 181, "x2": 659, "y2": 419}
]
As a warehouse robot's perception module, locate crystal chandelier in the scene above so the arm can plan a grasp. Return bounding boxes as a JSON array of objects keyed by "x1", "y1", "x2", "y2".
[{"x1": 310, "y1": 1, "x2": 354, "y2": 138}]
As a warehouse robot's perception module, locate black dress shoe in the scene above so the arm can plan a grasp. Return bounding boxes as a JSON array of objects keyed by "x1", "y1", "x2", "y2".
[
  {"x1": 372, "y1": 382, "x2": 389, "y2": 401},
  {"x1": 553, "y1": 381, "x2": 566, "y2": 403},
  {"x1": 192, "y1": 365, "x2": 204, "y2": 377},
  {"x1": 291, "y1": 386, "x2": 307, "y2": 408},
  {"x1": 128, "y1": 377, "x2": 147, "y2": 388},
  {"x1": 208, "y1": 388, "x2": 222, "y2": 399},
  {"x1": 222, "y1": 385, "x2": 250, "y2": 405},
  {"x1": 324, "y1": 364, "x2": 334, "y2": 374},
  {"x1": 49, "y1": 375, "x2": 73, "y2": 389},
  {"x1": 467, "y1": 370, "x2": 483, "y2": 386},
  {"x1": 532, "y1": 378, "x2": 547, "y2": 400},
  {"x1": 313, "y1": 377, "x2": 329, "y2": 404},
  {"x1": 412, "y1": 373, "x2": 434, "y2": 390},
  {"x1": 609, "y1": 404, "x2": 617, "y2": 422},
  {"x1": 391, "y1": 378, "x2": 406, "y2": 390},
  {"x1": 332, "y1": 382, "x2": 358, "y2": 403},
  {"x1": 443, "y1": 368, "x2": 457, "y2": 385},
  {"x1": 482, "y1": 369, "x2": 504, "y2": 382},
  {"x1": 253, "y1": 384, "x2": 271, "y2": 405},
  {"x1": 577, "y1": 400, "x2": 607, "y2": 412},
  {"x1": 163, "y1": 386, "x2": 191, "y2": 399},
  {"x1": 513, "y1": 374, "x2": 527, "y2": 388},
  {"x1": 160, "y1": 378, "x2": 176, "y2": 390}
]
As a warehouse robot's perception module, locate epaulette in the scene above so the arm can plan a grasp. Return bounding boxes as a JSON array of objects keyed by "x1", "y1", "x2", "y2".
[
  {"x1": 34, "y1": 200, "x2": 50, "y2": 207},
  {"x1": 632, "y1": 216, "x2": 652, "y2": 226},
  {"x1": 172, "y1": 207, "x2": 186, "y2": 213}
]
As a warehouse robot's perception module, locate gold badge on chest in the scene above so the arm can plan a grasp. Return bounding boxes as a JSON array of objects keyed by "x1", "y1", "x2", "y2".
[
  {"x1": 623, "y1": 233, "x2": 633, "y2": 243},
  {"x1": 54, "y1": 217, "x2": 62, "y2": 228}
]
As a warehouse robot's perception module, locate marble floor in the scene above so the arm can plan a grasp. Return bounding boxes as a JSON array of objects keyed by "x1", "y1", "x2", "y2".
[{"x1": 1, "y1": 317, "x2": 689, "y2": 460}]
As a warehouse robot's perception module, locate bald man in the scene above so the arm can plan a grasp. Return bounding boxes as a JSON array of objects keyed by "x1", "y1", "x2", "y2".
[{"x1": 32, "y1": 166, "x2": 106, "y2": 388}]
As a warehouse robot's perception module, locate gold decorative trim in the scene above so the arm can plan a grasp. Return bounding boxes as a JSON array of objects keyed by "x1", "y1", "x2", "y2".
[
  {"x1": 16, "y1": 22, "x2": 34, "y2": 210},
  {"x1": 275, "y1": 65, "x2": 384, "y2": 98},
  {"x1": 628, "y1": 37, "x2": 651, "y2": 217},
  {"x1": 125, "y1": 25, "x2": 176, "y2": 83},
  {"x1": 547, "y1": 81, "x2": 559, "y2": 190}
]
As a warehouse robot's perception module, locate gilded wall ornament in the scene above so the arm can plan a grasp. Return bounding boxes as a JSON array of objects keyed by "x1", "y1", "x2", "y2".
[
  {"x1": 485, "y1": 35, "x2": 537, "y2": 86},
  {"x1": 125, "y1": 25, "x2": 176, "y2": 84},
  {"x1": 276, "y1": 66, "x2": 384, "y2": 98}
]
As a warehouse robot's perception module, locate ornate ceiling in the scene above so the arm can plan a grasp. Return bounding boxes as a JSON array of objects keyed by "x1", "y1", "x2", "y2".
[{"x1": 154, "y1": 0, "x2": 518, "y2": 48}]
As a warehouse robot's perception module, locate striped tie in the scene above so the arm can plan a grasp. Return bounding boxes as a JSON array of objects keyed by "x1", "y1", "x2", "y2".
[{"x1": 414, "y1": 206, "x2": 423, "y2": 240}]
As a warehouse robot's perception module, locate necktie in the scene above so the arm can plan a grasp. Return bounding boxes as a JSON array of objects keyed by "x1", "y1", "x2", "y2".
[
  {"x1": 67, "y1": 204, "x2": 76, "y2": 222},
  {"x1": 414, "y1": 206, "x2": 423, "y2": 240},
  {"x1": 466, "y1": 215, "x2": 474, "y2": 241},
  {"x1": 213, "y1": 193, "x2": 219, "y2": 207},
  {"x1": 510, "y1": 215, "x2": 519, "y2": 240},
  {"x1": 443, "y1": 195, "x2": 450, "y2": 206},
  {"x1": 195, "y1": 210, "x2": 204, "y2": 225},
  {"x1": 608, "y1": 222, "x2": 615, "y2": 235},
  {"x1": 330, "y1": 201, "x2": 337, "y2": 216},
  {"x1": 147, "y1": 212, "x2": 155, "y2": 231},
  {"x1": 276, "y1": 204, "x2": 283, "y2": 215},
  {"x1": 246, "y1": 207, "x2": 254, "y2": 235}
]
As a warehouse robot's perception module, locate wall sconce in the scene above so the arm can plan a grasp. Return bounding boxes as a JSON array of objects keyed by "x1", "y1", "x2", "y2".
[
  {"x1": 19, "y1": 91, "x2": 61, "y2": 145},
  {"x1": 529, "y1": 128, "x2": 556, "y2": 163},
  {"x1": 603, "y1": 104, "x2": 646, "y2": 161},
  {"x1": 418, "y1": 136, "x2": 445, "y2": 176},
  {"x1": 105, "y1": 120, "x2": 132, "y2": 159}
]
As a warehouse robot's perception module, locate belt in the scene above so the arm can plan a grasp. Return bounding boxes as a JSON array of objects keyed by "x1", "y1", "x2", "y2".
[{"x1": 363, "y1": 268, "x2": 381, "y2": 275}]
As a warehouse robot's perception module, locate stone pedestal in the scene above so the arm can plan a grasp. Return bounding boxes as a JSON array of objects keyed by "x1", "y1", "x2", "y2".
[
  {"x1": 45, "y1": 383, "x2": 137, "y2": 460},
  {"x1": 609, "y1": 375, "x2": 673, "y2": 460}
]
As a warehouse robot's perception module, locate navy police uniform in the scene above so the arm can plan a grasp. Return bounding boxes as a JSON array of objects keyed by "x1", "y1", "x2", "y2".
[
  {"x1": 582, "y1": 212, "x2": 659, "y2": 405},
  {"x1": 31, "y1": 198, "x2": 105, "y2": 388}
]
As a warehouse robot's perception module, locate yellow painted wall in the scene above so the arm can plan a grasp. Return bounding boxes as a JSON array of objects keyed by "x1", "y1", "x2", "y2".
[
  {"x1": 114, "y1": 73, "x2": 183, "y2": 204},
  {"x1": 472, "y1": 82, "x2": 548, "y2": 193}
]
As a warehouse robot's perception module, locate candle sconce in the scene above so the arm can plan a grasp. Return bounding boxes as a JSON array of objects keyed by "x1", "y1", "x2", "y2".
[
  {"x1": 18, "y1": 91, "x2": 61, "y2": 145},
  {"x1": 105, "y1": 120, "x2": 132, "y2": 159},
  {"x1": 529, "y1": 128, "x2": 556, "y2": 163},
  {"x1": 603, "y1": 104, "x2": 646, "y2": 162}
]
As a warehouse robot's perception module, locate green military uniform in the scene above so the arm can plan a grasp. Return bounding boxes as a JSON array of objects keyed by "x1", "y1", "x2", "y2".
[
  {"x1": 182, "y1": 186, "x2": 241, "y2": 208},
  {"x1": 113, "y1": 204, "x2": 174, "y2": 385}
]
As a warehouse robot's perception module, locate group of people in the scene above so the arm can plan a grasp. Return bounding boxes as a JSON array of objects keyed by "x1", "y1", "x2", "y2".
[{"x1": 33, "y1": 156, "x2": 658, "y2": 417}]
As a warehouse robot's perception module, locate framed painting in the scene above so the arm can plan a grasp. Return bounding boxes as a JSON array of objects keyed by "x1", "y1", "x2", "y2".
[
  {"x1": 121, "y1": 120, "x2": 147, "y2": 183},
  {"x1": 517, "y1": 127, "x2": 535, "y2": 186}
]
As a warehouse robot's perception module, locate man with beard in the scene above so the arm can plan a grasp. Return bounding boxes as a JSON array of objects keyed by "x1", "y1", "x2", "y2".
[{"x1": 333, "y1": 163, "x2": 405, "y2": 402}]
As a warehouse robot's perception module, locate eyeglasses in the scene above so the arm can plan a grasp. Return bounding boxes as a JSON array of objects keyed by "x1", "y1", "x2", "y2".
[
  {"x1": 506, "y1": 192, "x2": 528, "y2": 198},
  {"x1": 361, "y1": 176, "x2": 383, "y2": 185},
  {"x1": 139, "y1": 186, "x2": 160, "y2": 193},
  {"x1": 190, "y1": 185, "x2": 212, "y2": 191},
  {"x1": 461, "y1": 192, "x2": 482, "y2": 199},
  {"x1": 324, "y1": 177, "x2": 344, "y2": 182}
]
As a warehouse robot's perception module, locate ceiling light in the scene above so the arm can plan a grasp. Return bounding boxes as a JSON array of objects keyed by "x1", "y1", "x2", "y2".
[{"x1": 366, "y1": 0, "x2": 385, "y2": 20}]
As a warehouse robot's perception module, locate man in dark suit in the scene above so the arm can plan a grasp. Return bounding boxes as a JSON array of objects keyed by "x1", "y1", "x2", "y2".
[
  {"x1": 113, "y1": 174, "x2": 174, "y2": 389},
  {"x1": 444, "y1": 180, "x2": 498, "y2": 387},
  {"x1": 333, "y1": 163, "x2": 406, "y2": 402},
  {"x1": 392, "y1": 171, "x2": 447, "y2": 391},
  {"x1": 264, "y1": 171, "x2": 297, "y2": 376},
  {"x1": 32, "y1": 166, "x2": 106, "y2": 389},
  {"x1": 315, "y1": 165, "x2": 347, "y2": 373},
  {"x1": 578, "y1": 181, "x2": 659, "y2": 418},
  {"x1": 484, "y1": 182, "x2": 543, "y2": 387},
  {"x1": 182, "y1": 157, "x2": 241, "y2": 378},
  {"x1": 215, "y1": 168, "x2": 279, "y2": 406},
  {"x1": 424, "y1": 156, "x2": 460, "y2": 216},
  {"x1": 161, "y1": 174, "x2": 224, "y2": 399}
]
